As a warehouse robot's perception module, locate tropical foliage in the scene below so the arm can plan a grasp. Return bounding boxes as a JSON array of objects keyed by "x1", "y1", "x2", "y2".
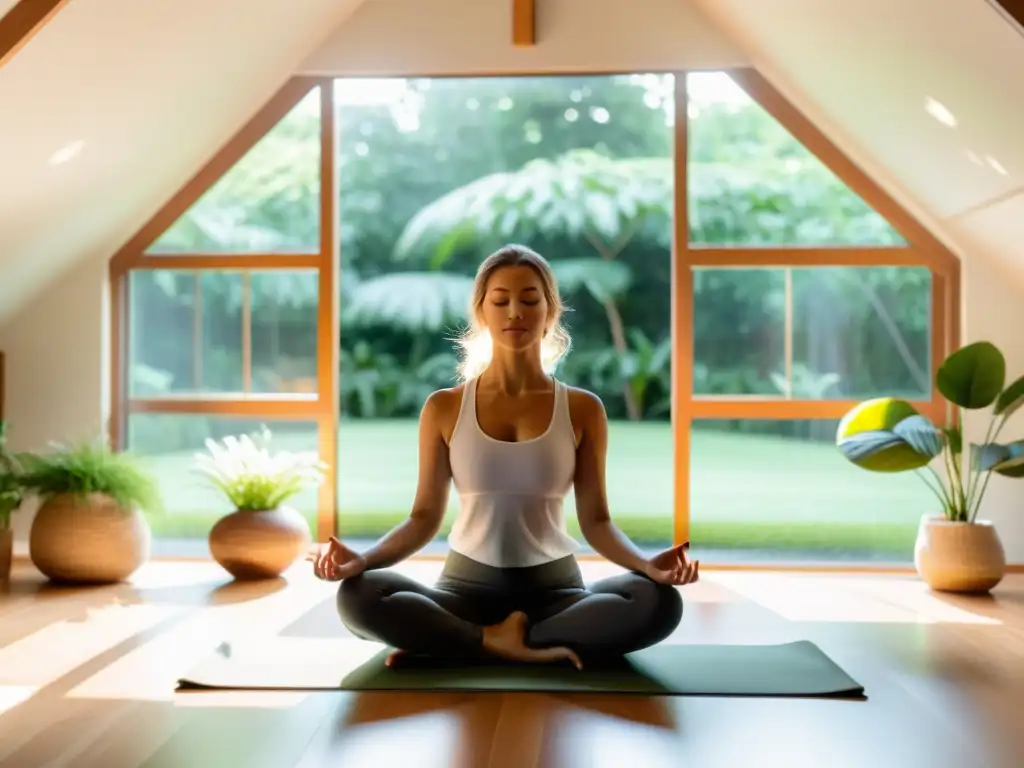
[
  {"x1": 17, "y1": 439, "x2": 162, "y2": 514},
  {"x1": 837, "y1": 341, "x2": 1024, "y2": 522},
  {"x1": 116, "y1": 73, "x2": 946, "y2": 556},
  {"x1": 129, "y1": 74, "x2": 929, "y2": 443}
]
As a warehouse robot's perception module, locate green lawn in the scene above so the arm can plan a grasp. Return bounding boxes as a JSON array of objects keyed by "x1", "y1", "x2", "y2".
[{"x1": 139, "y1": 419, "x2": 933, "y2": 558}]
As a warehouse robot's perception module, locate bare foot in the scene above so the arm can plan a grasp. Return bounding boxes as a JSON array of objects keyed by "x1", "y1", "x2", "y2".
[
  {"x1": 482, "y1": 611, "x2": 583, "y2": 670},
  {"x1": 385, "y1": 649, "x2": 407, "y2": 668}
]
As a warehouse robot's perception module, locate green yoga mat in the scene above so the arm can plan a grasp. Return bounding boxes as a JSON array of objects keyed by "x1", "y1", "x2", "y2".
[{"x1": 175, "y1": 636, "x2": 864, "y2": 698}]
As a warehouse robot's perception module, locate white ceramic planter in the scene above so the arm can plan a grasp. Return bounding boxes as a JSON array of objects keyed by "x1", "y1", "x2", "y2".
[{"x1": 913, "y1": 515, "x2": 1006, "y2": 593}]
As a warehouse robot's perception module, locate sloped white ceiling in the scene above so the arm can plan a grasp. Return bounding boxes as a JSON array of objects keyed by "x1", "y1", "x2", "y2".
[
  {"x1": 0, "y1": 0, "x2": 364, "y2": 324},
  {"x1": 4, "y1": 0, "x2": 1023, "y2": 330},
  {"x1": 691, "y1": 0, "x2": 1024, "y2": 289}
]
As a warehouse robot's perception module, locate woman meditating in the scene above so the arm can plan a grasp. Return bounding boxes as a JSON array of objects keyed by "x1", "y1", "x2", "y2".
[{"x1": 312, "y1": 244, "x2": 699, "y2": 670}]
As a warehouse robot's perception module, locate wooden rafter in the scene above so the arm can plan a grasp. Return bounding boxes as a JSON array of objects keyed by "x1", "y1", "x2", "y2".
[
  {"x1": 987, "y1": 1, "x2": 1024, "y2": 36},
  {"x1": 512, "y1": 0, "x2": 535, "y2": 46},
  {"x1": 0, "y1": 0, "x2": 70, "y2": 70}
]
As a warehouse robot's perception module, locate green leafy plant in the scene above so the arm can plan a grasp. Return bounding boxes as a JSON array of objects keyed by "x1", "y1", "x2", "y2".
[
  {"x1": 17, "y1": 438, "x2": 162, "y2": 514},
  {"x1": 193, "y1": 426, "x2": 327, "y2": 512},
  {"x1": 0, "y1": 422, "x2": 24, "y2": 530},
  {"x1": 836, "y1": 340, "x2": 1024, "y2": 523}
]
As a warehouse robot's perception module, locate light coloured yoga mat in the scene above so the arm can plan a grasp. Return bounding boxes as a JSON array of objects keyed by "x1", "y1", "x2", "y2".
[{"x1": 176, "y1": 635, "x2": 865, "y2": 698}]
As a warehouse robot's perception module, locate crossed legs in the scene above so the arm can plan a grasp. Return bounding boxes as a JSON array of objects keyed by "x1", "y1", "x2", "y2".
[{"x1": 336, "y1": 565, "x2": 683, "y2": 664}]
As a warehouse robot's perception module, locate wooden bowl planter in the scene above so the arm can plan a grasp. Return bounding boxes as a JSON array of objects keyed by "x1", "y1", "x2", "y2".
[
  {"x1": 914, "y1": 516, "x2": 1006, "y2": 593},
  {"x1": 195, "y1": 426, "x2": 325, "y2": 581},
  {"x1": 30, "y1": 492, "x2": 152, "y2": 584},
  {"x1": 16, "y1": 440, "x2": 161, "y2": 585},
  {"x1": 209, "y1": 506, "x2": 311, "y2": 580}
]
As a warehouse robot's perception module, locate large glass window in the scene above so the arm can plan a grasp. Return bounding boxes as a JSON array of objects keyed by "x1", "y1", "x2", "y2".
[
  {"x1": 693, "y1": 266, "x2": 932, "y2": 400},
  {"x1": 147, "y1": 88, "x2": 322, "y2": 254},
  {"x1": 128, "y1": 269, "x2": 320, "y2": 397},
  {"x1": 689, "y1": 419, "x2": 930, "y2": 563},
  {"x1": 686, "y1": 72, "x2": 903, "y2": 247},
  {"x1": 111, "y1": 70, "x2": 957, "y2": 565},
  {"x1": 334, "y1": 74, "x2": 675, "y2": 551},
  {"x1": 115, "y1": 80, "x2": 330, "y2": 551},
  {"x1": 683, "y1": 71, "x2": 942, "y2": 563}
]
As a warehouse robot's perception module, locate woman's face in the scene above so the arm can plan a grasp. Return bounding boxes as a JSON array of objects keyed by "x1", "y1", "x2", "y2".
[{"x1": 478, "y1": 265, "x2": 551, "y2": 353}]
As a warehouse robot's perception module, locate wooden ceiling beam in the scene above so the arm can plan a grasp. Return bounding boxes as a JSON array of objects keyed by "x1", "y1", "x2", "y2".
[
  {"x1": 512, "y1": 0, "x2": 535, "y2": 46},
  {"x1": 0, "y1": 0, "x2": 71, "y2": 70},
  {"x1": 988, "y1": 1, "x2": 1024, "y2": 36}
]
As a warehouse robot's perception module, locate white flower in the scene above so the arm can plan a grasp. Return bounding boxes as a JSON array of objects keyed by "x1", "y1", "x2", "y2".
[{"x1": 192, "y1": 426, "x2": 327, "y2": 511}]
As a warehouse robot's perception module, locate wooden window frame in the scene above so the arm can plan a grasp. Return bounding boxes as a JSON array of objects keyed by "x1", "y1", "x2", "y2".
[
  {"x1": 0, "y1": 0, "x2": 71, "y2": 70},
  {"x1": 107, "y1": 68, "x2": 960, "y2": 557},
  {"x1": 672, "y1": 69, "x2": 960, "y2": 545}
]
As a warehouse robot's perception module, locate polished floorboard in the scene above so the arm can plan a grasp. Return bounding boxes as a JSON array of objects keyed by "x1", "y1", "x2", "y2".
[{"x1": 1, "y1": 557, "x2": 1022, "y2": 767}]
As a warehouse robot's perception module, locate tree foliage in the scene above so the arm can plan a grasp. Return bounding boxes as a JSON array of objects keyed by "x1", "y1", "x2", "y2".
[{"x1": 130, "y1": 73, "x2": 932, "y2": 438}]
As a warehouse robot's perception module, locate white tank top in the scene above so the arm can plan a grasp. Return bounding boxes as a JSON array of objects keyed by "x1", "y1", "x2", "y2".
[{"x1": 446, "y1": 376, "x2": 579, "y2": 568}]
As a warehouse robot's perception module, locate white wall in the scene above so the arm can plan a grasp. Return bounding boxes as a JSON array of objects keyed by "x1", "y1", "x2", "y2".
[
  {"x1": 0, "y1": 254, "x2": 110, "y2": 553},
  {"x1": 961, "y1": 254, "x2": 1024, "y2": 557},
  {"x1": 2, "y1": 0, "x2": 1022, "y2": 563}
]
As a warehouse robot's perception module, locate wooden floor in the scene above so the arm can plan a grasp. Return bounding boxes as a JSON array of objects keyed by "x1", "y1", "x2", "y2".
[{"x1": 1, "y1": 558, "x2": 1022, "y2": 768}]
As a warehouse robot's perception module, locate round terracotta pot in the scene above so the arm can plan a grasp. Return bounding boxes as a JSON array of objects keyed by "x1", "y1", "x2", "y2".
[
  {"x1": 209, "y1": 506, "x2": 311, "y2": 580},
  {"x1": 913, "y1": 515, "x2": 1006, "y2": 593},
  {"x1": 29, "y1": 493, "x2": 151, "y2": 584}
]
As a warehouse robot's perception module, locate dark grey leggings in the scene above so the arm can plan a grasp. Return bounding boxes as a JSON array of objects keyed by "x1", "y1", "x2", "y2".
[{"x1": 336, "y1": 550, "x2": 683, "y2": 662}]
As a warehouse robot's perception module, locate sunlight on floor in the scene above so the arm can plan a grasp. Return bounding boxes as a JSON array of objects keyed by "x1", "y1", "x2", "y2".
[
  {"x1": 709, "y1": 573, "x2": 1003, "y2": 624},
  {"x1": 0, "y1": 603, "x2": 183, "y2": 691},
  {"x1": 0, "y1": 685, "x2": 37, "y2": 716},
  {"x1": 64, "y1": 581, "x2": 332, "y2": 702},
  {"x1": 126, "y1": 560, "x2": 234, "y2": 588}
]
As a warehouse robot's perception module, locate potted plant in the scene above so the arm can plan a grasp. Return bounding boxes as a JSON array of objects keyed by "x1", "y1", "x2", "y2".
[
  {"x1": 0, "y1": 421, "x2": 24, "y2": 581},
  {"x1": 196, "y1": 426, "x2": 325, "y2": 580},
  {"x1": 836, "y1": 340, "x2": 1023, "y2": 593},
  {"x1": 19, "y1": 439, "x2": 161, "y2": 584}
]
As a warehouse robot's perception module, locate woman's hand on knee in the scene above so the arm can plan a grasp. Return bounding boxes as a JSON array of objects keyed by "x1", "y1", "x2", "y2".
[
  {"x1": 308, "y1": 536, "x2": 367, "y2": 581},
  {"x1": 642, "y1": 542, "x2": 699, "y2": 586}
]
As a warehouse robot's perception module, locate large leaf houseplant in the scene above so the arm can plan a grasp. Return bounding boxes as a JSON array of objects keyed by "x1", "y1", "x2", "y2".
[
  {"x1": 19, "y1": 439, "x2": 161, "y2": 584},
  {"x1": 196, "y1": 426, "x2": 325, "y2": 580},
  {"x1": 836, "y1": 340, "x2": 1022, "y2": 592}
]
